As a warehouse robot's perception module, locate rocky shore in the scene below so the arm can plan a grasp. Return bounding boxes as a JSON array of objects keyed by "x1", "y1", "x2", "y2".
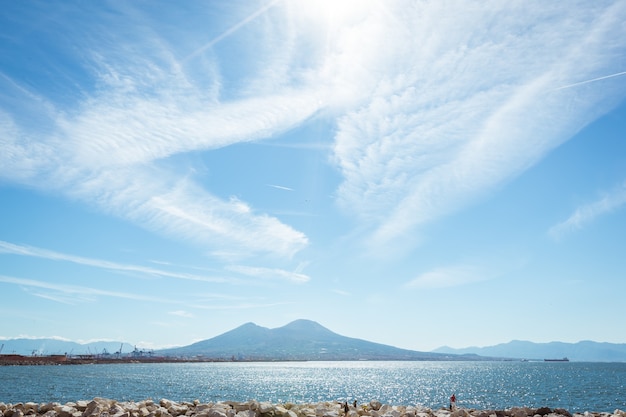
[{"x1": 1, "y1": 398, "x2": 624, "y2": 417}]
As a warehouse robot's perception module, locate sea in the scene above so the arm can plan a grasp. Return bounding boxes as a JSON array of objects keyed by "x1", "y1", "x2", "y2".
[{"x1": 1, "y1": 361, "x2": 625, "y2": 413}]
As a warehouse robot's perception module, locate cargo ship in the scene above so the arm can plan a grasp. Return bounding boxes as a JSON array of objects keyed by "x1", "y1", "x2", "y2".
[{"x1": 544, "y1": 357, "x2": 569, "y2": 362}]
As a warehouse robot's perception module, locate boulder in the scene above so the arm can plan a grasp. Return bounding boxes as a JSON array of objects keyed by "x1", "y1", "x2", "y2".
[
  {"x1": 23, "y1": 404, "x2": 38, "y2": 415},
  {"x1": 370, "y1": 403, "x2": 382, "y2": 412},
  {"x1": 509, "y1": 408, "x2": 528, "y2": 417},
  {"x1": 74, "y1": 403, "x2": 88, "y2": 413},
  {"x1": 207, "y1": 409, "x2": 228, "y2": 417},
  {"x1": 451, "y1": 410, "x2": 470, "y2": 417},
  {"x1": 167, "y1": 404, "x2": 188, "y2": 417},
  {"x1": 55, "y1": 406, "x2": 76, "y2": 417}
]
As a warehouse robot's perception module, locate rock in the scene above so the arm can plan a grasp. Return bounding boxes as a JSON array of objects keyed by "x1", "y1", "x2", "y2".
[
  {"x1": 23, "y1": 404, "x2": 38, "y2": 415},
  {"x1": 433, "y1": 410, "x2": 451, "y2": 417},
  {"x1": 370, "y1": 403, "x2": 382, "y2": 412},
  {"x1": 54, "y1": 406, "x2": 76, "y2": 417},
  {"x1": 0, "y1": 398, "x2": 617, "y2": 417},
  {"x1": 259, "y1": 404, "x2": 275, "y2": 417},
  {"x1": 74, "y1": 403, "x2": 88, "y2": 413},
  {"x1": 207, "y1": 410, "x2": 227, "y2": 417},
  {"x1": 509, "y1": 408, "x2": 528, "y2": 417},
  {"x1": 167, "y1": 404, "x2": 188, "y2": 417}
]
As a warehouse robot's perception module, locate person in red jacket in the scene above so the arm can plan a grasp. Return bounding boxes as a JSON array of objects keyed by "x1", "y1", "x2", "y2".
[{"x1": 449, "y1": 394, "x2": 456, "y2": 410}]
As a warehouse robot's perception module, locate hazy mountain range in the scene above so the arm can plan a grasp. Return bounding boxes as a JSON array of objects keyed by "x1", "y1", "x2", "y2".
[
  {"x1": 2, "y1": 320, "x2": 625, "y2": 362},
  {"x1": 433, "y1": 340, "x2": 626, "y2": 362}
]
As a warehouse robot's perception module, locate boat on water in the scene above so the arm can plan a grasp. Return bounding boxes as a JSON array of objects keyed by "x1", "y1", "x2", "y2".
[{"x1": 544, "y1": 357, "x2": 569, "y2": 362}]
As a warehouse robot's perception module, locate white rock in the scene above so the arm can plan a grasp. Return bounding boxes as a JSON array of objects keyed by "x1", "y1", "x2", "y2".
[
  {"x1": 259, "y1": 404, "x2": 275, "y2": 415},
  {"x1": 208, "y1": 409, "x2": 228, "y2": 417}
]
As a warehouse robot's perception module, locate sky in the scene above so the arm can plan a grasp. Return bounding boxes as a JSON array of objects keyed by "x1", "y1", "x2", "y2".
[{"x1": 1, "y1": 0, "x2": 626, "y2": 353}]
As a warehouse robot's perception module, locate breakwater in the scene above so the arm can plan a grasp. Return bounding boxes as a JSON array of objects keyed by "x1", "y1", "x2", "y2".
[{"x1": 0, "y1": 398, "x2": 623, "y2": 417}]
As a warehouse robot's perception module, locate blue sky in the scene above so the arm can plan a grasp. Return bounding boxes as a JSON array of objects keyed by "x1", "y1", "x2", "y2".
[{"x1": 1, "y1": 1, "x2": 626, "y2": 352}]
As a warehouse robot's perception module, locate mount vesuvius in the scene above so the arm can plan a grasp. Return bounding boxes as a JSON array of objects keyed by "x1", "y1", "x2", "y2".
[{"x1": 157, "y1": 319, "x2": 482, "y2": 361}]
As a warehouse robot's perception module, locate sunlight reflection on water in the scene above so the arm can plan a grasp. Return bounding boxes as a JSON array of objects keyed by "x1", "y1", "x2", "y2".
[{"x1": 1, "y1": 361, "x2": 625, "y2": 412}]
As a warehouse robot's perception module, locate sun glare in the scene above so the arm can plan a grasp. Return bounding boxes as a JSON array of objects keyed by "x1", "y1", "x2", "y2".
[{"x1": 291, "y1": 0, "x2": 375, "y2": 28}]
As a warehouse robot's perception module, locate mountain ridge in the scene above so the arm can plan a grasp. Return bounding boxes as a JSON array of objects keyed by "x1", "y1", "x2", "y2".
[
  {"x1": 157, "y1": 319, "x2": 480, "y2": 361},
  {"x1": 4, "y1": 321, "x2": 624, "y2": 362},
  {"x1": 433, "y1": 339, "x2": 626, "y2": 362}
]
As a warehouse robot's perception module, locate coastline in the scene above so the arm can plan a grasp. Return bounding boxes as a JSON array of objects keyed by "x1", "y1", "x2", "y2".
[
  {"x1": 0, "y1": 354, "x2": 223, "y2": 366},
  {"x1": 0, "y1": 398, "x2": 623, "y2": 417}
]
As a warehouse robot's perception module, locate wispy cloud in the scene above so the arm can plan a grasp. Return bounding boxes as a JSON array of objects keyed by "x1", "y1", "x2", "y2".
[
  {"x1": 169, "y1": 310, "x2": 195, "y2": 318},
  {"x1": 188, "y1": 300, "x2": 296, "y2": 310},
  {"x1": 0, "y1": 275, "x2": 170, "y2": 304},
  {"x1": 1, "y1": 1, "x2": 626, "y2": 266},
  {"x1": 226, "y1": 264, "x2": 310, "y2": 283},
  {"x1": 406, "y1": 264, "x2": 489, "y2": 290},
  {"x1": 0, "y1": 335, "x2": 73, "y2": 341},
  {"x1": 330, "y1": 1, "x2": 626, "y2": 249},
  {"x1": 0, "y1": 3, "x2": 318, "y2": 261},
  {"x1": 549, "y1": 180, "x2": 626, "y2": 240},
  {"x1": 0, "y1": 240, "x2": 231, "y2": 283}
]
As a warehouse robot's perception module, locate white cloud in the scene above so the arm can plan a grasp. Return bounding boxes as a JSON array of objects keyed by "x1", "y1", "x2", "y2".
[
  {"x1": 0, "y1": 274, "x2": 170, "y2": 304},
  {"x1": 226, "y1": 264, "x2": 310, "y2": 283},
  {"x1": 549, "y1": 181, "x2": 626, "y2": 240},
  {"x1": 0, "y1": 240, "x2": 231, "y2": 283},
  {"x1": 169, "y1": 310, "x2": 195, "y2": 318},
  {"x1": 0, "y1": 6, "x2": 320, "y2": 261},
  {"x1": 406, "y1": 265, "x2": 489, "y2": 290},
  {"x1": 0, "y1": 335, "x2": 72, "y2": 341},
  {"x1": 330, "y1": 1, "x2": 626, "y2": 248},
  {"x1": 2, "y1": 1, "x2": 626, "y2": 267}
]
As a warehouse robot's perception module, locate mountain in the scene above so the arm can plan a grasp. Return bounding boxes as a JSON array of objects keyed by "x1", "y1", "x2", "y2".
[
  {"x1": 0, "y1": 338, "x2": 134, "y2": 356},
  {"x1": 433, "y1": 340, "x2": 626, "y2": 362},
  {"x1": 158, "y1": 319, "x2": 480, "y2": 361}
]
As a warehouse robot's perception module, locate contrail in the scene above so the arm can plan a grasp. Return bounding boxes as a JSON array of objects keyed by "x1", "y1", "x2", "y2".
[
  {"x1": 554, "y1": 70, "x2": 626, "y2": 91},
  {"x1": 183, "y1": 0, "x2": 283, "y2": 63},
  {"x1": 267, "y1": 184, "x2": 294, "y2": 191}
]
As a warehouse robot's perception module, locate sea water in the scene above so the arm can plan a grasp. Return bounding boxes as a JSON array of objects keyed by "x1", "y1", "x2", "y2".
[{"x1": 1, "y1": 361, "x2": 625, "y2": 413}]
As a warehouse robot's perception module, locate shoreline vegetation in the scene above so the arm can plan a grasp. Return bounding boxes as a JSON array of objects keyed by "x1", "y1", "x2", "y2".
[{"x1": 0, "y1": 398, "x2": 624, "y2": 417}]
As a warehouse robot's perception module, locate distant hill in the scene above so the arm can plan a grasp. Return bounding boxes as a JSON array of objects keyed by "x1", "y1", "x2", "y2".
[
  {"x1": 158, "y1": 319, "x2": 483, "y2": 361},
  {"x1": 0, "y1": 338, "x2": 134, "y2": 356},
  {"x1": 433, "y1": 340, "x2": 626, "y2": 362}
]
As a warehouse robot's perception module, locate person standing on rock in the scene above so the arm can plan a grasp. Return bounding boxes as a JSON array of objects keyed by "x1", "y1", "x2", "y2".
[{"x1": 449, "y1": 394, "x2": 456, "y2": 410}]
